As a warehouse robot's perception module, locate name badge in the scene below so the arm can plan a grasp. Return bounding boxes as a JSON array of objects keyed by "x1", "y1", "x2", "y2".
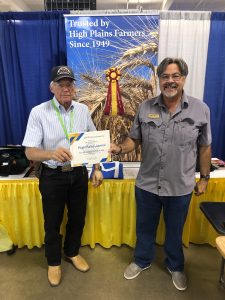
[{"x1": 148, "y1": 114, "x2": 160, "y2": 119}]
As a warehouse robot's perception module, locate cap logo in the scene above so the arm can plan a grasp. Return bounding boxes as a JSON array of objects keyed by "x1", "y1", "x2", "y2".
[{"x1": 57, "y1": 67, "x2": 71, "y2": 75}]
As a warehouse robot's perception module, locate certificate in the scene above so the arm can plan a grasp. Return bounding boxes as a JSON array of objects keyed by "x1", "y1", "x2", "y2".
[{"x1": 69, "y1": 130, "x2": 111, "y2": 166}]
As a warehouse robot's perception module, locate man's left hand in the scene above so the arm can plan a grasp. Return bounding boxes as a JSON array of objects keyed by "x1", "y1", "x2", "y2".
[
  {"x1": 194, "y1": 179, "x2": 209, "y2": 196},
  {"x1": 91, "y1": 170, "x2": 103, "y2": 187}
]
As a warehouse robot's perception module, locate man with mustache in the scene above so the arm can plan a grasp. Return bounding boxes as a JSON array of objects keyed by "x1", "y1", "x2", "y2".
[{"x1": 111, "y1": 57, "x2": 211, "y2": 291}]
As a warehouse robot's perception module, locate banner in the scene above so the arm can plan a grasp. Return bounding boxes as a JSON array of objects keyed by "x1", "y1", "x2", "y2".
[{"x1": 65, "y1": 14, "x2": 159, "y2": 161}]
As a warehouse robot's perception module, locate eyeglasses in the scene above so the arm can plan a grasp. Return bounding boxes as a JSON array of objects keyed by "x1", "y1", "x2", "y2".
[
  {"x1": 55, "y1": 82, "x2": 75, "y2": 89},
  {"x1": 160, "y1": 73, "x2": 183, "y2": 81}
]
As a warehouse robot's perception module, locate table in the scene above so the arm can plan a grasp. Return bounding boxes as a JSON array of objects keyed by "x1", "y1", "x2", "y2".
[{"x1": 0, "y1": 177, "x2": 225, "y2": 249}]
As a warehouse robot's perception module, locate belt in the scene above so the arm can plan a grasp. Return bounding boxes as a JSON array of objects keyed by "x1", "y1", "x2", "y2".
[{"x1": 42, "y1": 164, "x2": 76, "y2": 172}]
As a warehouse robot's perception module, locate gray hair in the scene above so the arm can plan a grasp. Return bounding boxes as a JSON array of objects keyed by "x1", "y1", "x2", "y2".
[{"x1": 157, "y1": 57, "x2": 188, "y2": 77}]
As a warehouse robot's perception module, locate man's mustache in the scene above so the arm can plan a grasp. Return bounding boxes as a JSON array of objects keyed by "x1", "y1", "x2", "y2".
[{"x1": 163, "y1": 83, "x2": 177, "y2": 88}]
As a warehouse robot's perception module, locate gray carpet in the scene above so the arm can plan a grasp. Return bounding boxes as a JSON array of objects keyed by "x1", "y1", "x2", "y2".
[{"x1": 0, "y1": 244, "x2": 224, "y2": 300}]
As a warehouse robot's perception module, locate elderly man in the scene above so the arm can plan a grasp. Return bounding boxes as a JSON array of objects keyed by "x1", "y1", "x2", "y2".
[
  {"x1": 23, "y1": 66, "x2": 103, "y2": 287},
  {"x1": 111, "y1": 57, "x2": 211, "y2": 291}
]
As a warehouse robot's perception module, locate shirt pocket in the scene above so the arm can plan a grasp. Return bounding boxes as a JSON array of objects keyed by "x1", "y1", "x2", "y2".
[
  {"x1": 140, "y1": 118, "x2": 162, "y2": 143},
  {"x1": 173, "y1": 117, "x2": 199, "y2": 146}
]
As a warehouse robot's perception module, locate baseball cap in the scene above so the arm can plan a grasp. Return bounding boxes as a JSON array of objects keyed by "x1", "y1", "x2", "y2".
[{"x1": 51, "y1": 66, "x2": 75, "y2": 82}]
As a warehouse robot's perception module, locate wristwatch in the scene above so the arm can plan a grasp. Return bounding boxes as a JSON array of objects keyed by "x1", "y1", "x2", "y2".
[{"x1": 200, "y1": 174, "x2": 210, "y2": 180}]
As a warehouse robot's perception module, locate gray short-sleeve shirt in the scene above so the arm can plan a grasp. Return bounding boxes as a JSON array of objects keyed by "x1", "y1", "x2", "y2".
[{"x1": 129, "y1": 92, "x2": 212, "y2": 196}]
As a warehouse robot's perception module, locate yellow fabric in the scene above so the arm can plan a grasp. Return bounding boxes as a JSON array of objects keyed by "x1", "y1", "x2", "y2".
[
  {"x1": 0, "y1": 178, "x2": 224, "y2": 249},
  {"x1": 111, "y1": 80, "x2": 117, "y2": 116},
  {"x1": 0, "y1": 224, "x2": 13, "y2": 251}
]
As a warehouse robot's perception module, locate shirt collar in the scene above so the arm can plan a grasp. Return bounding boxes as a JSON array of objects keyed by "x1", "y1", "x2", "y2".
[
  {"x1": 153, "y1": 91, "x2": 189, "y2": 109},
  {"x1": 181, "y1": 92, "x2": 189, "y2": 108}
]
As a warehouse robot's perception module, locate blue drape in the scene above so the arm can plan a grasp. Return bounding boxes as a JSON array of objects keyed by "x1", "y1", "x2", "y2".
[
  {"x1": 204, "y1": 12, "x2": 225, "y2": 160},
  {"x1": 0, "y1": 11, "x2": 69, "y2": 145}
]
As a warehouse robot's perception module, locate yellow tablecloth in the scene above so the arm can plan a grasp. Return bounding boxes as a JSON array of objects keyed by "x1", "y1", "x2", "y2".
[{"x1": 0, "y1": 178, "x2": 224, "y2": 249}]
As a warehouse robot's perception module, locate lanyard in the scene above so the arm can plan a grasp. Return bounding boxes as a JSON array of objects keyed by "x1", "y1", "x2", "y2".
[{"x1": 51, "y1": 99, "x2": 74, "y2": 141}]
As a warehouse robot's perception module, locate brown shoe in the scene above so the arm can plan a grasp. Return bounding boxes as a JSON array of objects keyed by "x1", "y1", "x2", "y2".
[
  {"x1": 47, "y1": 266, "x2": 61, "y2": 287},
  {"x1": 65, "y1": 255, "x2": 90, "y2": 272}
]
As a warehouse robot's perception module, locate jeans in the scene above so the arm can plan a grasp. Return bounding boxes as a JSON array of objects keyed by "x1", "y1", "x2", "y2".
[
  {"x1": 39, "y1": 166, "x2": 88, "y2": 266},
  {"x1": 134, "y1": 186, "x2": 192, "y2": 271}
]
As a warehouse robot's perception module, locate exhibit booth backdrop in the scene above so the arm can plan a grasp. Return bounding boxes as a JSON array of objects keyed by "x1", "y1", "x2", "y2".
[{"x1": 0, "y1": 11, "x2": 225, "y2": 159}]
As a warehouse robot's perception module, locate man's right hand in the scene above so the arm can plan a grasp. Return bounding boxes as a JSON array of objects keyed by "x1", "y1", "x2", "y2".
[
  {"x1": 50, "y1": 147, "x2": 72, "y2": 163},
  {"x1": 110, "y1": 143, "x2": 122, "y2": 155},
  {"x1": 25, "y1": 147, "x2": 71, "y2": 163}
]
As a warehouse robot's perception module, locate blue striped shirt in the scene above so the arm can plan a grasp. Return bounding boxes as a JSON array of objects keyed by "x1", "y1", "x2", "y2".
[{"x1": 22, "y1": 97, "x2": 96, "y2": 167}]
